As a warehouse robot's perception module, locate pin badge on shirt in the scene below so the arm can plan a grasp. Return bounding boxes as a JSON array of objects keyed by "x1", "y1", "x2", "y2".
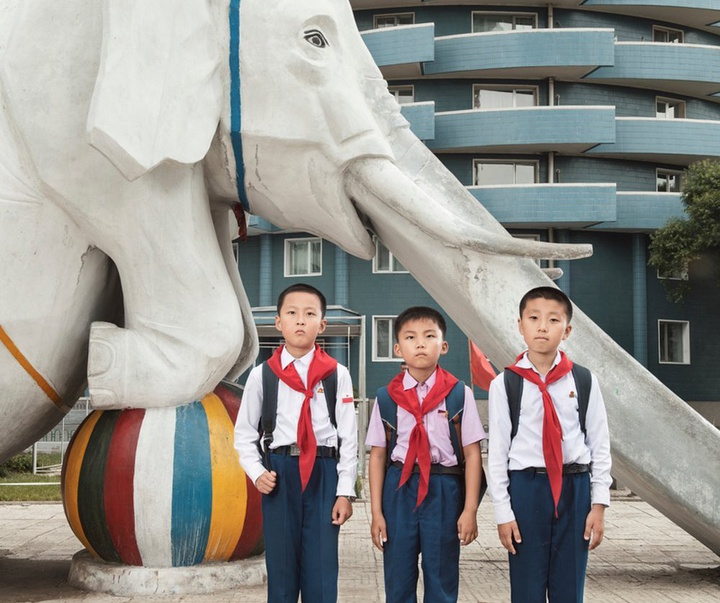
[
  {"x1": 317, "y1": 387, "x2": 324, "y2": 393},
  {"x1": 342, "y1": 395, "x2": 354, "y2": 404},
  {"x1": 569, "y1": 391, "x2": 576, "y2": 398}
]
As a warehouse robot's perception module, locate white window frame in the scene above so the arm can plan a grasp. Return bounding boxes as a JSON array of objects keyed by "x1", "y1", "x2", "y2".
[
  {"x1": 472, "y1": 85, "x2": 538, "y2": 110},
  {"x1": 471, "y1": 11, "x2": 537, "y2": 33},
  {"x1": 658, "y1": 320, "x2": 690, "y2": 365},
  {"x1": 656, "y1": 169, "x2": 684, "y2": 193},
  {"x1": 373, "y1": 237, "x2": 408, "y2": 274},
  {"x1": 388, "y1": 85, "x2": 415, "y2": 105},
  {"x1": 653, "y1": 26, "x2": 684, "y2": 43},
  {"x1": 373, "y1": 13, "x2": 414, "y2": 29},
  {"x1": 657, "y1": 265, "x2": 689, "y2": 281},
  {"x1": 284, "y1": 237, "x2": 322, "y2": 277},
  {"x1": 473, "y1": 159, "x2": 539, "y2": 186},
  {"x1": 656, "y1": 97, "x2": 686, "y2": 119},
  {"x1": 373, "y1": 316, "x2": 397, "y2": 362}
]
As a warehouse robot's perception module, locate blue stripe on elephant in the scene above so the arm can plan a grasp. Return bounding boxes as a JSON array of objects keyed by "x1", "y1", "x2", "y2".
[
  {"x1": 230, "y1": 0, "x2": 249, "y2": 211},
  {"x1": 171, "y1": 401, "x2": 213, "y2": 566}
]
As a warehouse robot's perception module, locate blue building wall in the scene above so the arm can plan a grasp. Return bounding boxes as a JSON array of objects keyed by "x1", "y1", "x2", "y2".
[{"x1": 235, "y1": 3, "x2": 720, "y2": 406}]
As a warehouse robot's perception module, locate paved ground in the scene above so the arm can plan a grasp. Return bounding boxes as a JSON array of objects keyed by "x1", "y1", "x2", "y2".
[{"x1": 0, "y1": 486, "x2": 718, "y2": 603}]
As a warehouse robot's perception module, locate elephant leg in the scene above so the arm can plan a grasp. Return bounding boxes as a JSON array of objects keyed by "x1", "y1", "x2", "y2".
[{"x1": 86, "y1": 163, "x2": 244, "y2": 409}]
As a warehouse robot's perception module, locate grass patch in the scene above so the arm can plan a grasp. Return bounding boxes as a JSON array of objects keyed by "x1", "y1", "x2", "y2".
[
  {"x1": 0, "y1": 473, "x2": 62, "y2": 502},
  {"x1": 0, "y1": 452, "x2": 63, "y2": 501}
]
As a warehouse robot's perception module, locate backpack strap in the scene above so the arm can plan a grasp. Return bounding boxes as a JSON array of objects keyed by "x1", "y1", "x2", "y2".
[
  {"x1": 445, "y1": 380, "x2": 467, "y2": 465},
  {"x1": 504, "y1": 363, "x2": 593, "y2": 440},
  {"x1": 322, "y1": 369, "x2": 338, "y2": 429},
  {"x1": 504, "y1": 370, "x2": 524, "y2": 441},
  {"x1": 376, "y1": 386, "x2": 397, "y2": 466},
  {"x1": 260, "y1": 362, "x2": 339, "y2": 455},
  {"x1": 571, "y1": 363, "x2": 592, "y2": 437},
  {"x1": 445, "y1": 380, "x2": 488, "y2": 503},
  {"x1": 261, "y1": 362, "x2": 278, "y2": 457}
]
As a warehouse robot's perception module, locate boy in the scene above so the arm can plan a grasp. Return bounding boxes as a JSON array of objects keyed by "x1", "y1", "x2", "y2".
[
  {"x1": 365, "y1": 306, "x2": 486, "y2": 603},
  {"x1": 487, "y1": 286, "x2": 612, "y2": 603},
  {"x1": 234, "y1": 283, "x2": 358, "y2": 603}
]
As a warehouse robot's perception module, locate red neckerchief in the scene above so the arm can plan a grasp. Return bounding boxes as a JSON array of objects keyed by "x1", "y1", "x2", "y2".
[
  {"x1": 506, "y1": 351, "x2": 573, "y2": 517},
  {"x1": 267, "y1": 345, "x2": 337, "y2": 491},
  {"x1": 387, "y1": 366, "x2": 458, "y2": 508}
]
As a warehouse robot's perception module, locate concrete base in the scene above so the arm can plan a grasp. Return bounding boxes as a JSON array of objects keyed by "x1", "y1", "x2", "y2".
[{"x1": 68, "y1": 550, "x2": 267, "y2": 596}]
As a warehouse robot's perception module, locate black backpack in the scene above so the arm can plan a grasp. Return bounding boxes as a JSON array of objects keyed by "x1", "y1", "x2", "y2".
[
  {"x1": 376, "y1": 380, "x2": 488, "y2": 503},
  {"x1": 504, "y1": 363, "x2": 592, "y2": 440},
  {"x1": 259, "y1": 362, "x2": 337, "y2": 456}
]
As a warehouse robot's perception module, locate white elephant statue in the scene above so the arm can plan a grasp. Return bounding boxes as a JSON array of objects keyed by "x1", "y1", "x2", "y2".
[{"x1": 1, "y1": 0, "x2": 719, "y2": 557}]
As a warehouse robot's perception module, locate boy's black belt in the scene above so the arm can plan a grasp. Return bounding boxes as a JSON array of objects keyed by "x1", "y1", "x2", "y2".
[
  {"x1": 270, "y1": 445, "x2": 338, "y2": 459},
  {"x1": 517, "y1": 463, "x2": 591, "y2": 475},
  {"x1": 390, "y1": 461, "x2": 463, "y2": 475}
]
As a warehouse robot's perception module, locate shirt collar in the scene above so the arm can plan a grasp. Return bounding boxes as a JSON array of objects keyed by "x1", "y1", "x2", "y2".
[
  {"x1": 516, "y1": 350, "x2": 562, "y2": 375},
  {"x1": 401, "y1": 368, "x2": 437, "y2": 391},
  {"x1": 280, "y1": 345, "x2": 315, "y2": 370}
]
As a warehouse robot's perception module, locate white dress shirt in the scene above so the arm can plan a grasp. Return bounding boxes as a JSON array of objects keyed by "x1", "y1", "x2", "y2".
[
  {"x1": 487, "y1": 351, "x2": 612, "y2": 525},
  {"x1": 234, "y1": 347, "x2": 358, "y2": 497}
]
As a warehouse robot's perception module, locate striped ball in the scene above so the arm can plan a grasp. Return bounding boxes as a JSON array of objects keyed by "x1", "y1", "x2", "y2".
[{"x1": 61, "y1": 381, "x2": 263, "y2": 567}]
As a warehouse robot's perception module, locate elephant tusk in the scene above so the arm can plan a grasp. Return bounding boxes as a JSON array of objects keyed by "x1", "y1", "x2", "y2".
[{"x1": 345, "y1": 157, "x2": 592, "y2": 261}]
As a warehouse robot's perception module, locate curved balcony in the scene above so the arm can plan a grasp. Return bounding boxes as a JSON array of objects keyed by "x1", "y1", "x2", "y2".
[
  {"x1": 586, "y1": 43, "x2": 720, "y2": 100},
  {"x1": 587, "y1": 117, "x2": 720, "y2": 163},
  {"x1": 398, "y1": 102, "x2": 435, "y2": 141},
  {"x1": 470, "y1": 183, "x2": 617, "y2": 227},
  {"x1": 582, "y1": 1, "x2": 720, "y2": 35},
  {"x1": 590, "y1": 192, "x2": 685, "y2": 231},
  {"x1": 424, "y1": 29, "x2": 615, "y2": 79},
  {"x1": 426, "y1": 106, "x2": 615, "y2": 153},
  {"x1": 360, "y1": 23, "x2": 434, "y2": 78}
]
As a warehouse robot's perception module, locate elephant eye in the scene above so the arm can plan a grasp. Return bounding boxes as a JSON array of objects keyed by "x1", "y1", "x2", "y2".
[{"x1": 304, "y1": 29, "x2": 328, "y2": 48}]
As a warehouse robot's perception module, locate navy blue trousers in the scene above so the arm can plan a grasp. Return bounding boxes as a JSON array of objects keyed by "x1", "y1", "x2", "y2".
[
  {"x1": 262, "y1": 454, "x2": 339, "y2": 603},
  {"x1": 382, "y1": 464, "x2": 463, "y2": 603},
  {"x1": 508, "y1": 470, "x2": 591, "y2": 603}
]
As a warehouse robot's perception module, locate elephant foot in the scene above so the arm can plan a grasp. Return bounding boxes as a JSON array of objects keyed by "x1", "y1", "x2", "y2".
[{"x1": 88, "y1": 321, "x2": 242, "y2": 410}]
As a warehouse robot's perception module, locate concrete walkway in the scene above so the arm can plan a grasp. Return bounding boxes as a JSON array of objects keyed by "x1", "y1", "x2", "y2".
[{"x1": 0, "y1": 487, "x2": 718, "y2": 602}]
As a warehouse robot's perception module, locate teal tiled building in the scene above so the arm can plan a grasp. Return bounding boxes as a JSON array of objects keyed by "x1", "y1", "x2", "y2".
[{"x1": 235, "y1": 1, "x2": 720, "y2": 421}]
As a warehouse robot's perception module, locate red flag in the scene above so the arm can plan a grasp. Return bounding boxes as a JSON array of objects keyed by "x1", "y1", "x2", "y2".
[{"x1": 469, "y1": 340, "x2": 497, "y2": 391}]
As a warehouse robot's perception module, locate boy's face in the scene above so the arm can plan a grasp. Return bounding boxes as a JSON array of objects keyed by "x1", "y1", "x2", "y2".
[
  {"x1": 518, "y1": 297, "x2": 572, "y2": 356},
  {"x1": 275, "y1": 291, "x2": 327, "y2": 357},
  {"x1": 394, "y1": 318, "x2": 448, "y2": 372}
]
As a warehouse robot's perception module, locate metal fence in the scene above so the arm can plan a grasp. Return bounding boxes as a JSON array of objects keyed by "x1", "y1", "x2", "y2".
[{"x1": 32, "y1": 397, "x2": 92, "y2": 474}]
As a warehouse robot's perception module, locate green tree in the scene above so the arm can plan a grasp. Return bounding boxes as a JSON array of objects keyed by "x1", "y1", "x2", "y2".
[{"x1": 649, "y1": 159, "x2": 720, "y2": 301}]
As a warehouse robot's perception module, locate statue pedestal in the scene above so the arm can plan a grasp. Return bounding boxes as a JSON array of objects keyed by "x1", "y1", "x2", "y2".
[{"x1": 68, "y1": 549, "x2": 266, "y2": 596}]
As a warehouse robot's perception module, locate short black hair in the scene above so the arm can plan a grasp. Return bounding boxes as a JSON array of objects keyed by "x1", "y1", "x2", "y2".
[
  {"x1": 519, "y1": 286, "x2": 573, "y2": 323},
  {"x1": 394, "y1": 306, "x2": 447, "y2": 341},
  {"x1": 277, "y1": 283, "x2": 327, "y2": 317}
]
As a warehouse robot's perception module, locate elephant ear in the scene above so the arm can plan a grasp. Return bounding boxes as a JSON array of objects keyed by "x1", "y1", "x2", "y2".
[{"x1": 87, "y1": 0, "x2": 224, "y2": 180}]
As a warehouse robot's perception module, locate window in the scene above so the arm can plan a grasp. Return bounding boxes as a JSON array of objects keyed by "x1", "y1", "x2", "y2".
[
  {"x1": 656, "y1": 169, "x2": 684, "y2": 193},
  {"x1": 473, "y1": 86, "x2": 537, "y2": 110},
  {"x1": 473, "y1": 160, "x2": 538, "y2": 186},
  {"x1": 656, "y1": 97, "x2": 686, "y2": 119},
  {"x1": 373, "y1": 13, "x2": 414, "y2": 29},
  {"x1": 653, "y1": 26, "x2": 683, "y2": 43},
  {"x1": 373, "y1": 316, "x2": 396, "y2": 361},
  {"x1": 285, "y1": 238, "x2": 322, "y2": 276},
  {"x1": 388, "y1": 85, "x2": 415, "y2": 105},
  {"x1": 373, "y1": 238, "x2": 408, "y2": 273},
  {"x1": 472, "y1": 12, "x2": 537, "y2": 33},
  {"x1": 658, "y1": 320, "x2": 690, "y2": 364},
  {"x1": 657, "y1": 265, "x2": 689, "y2": 281}
]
